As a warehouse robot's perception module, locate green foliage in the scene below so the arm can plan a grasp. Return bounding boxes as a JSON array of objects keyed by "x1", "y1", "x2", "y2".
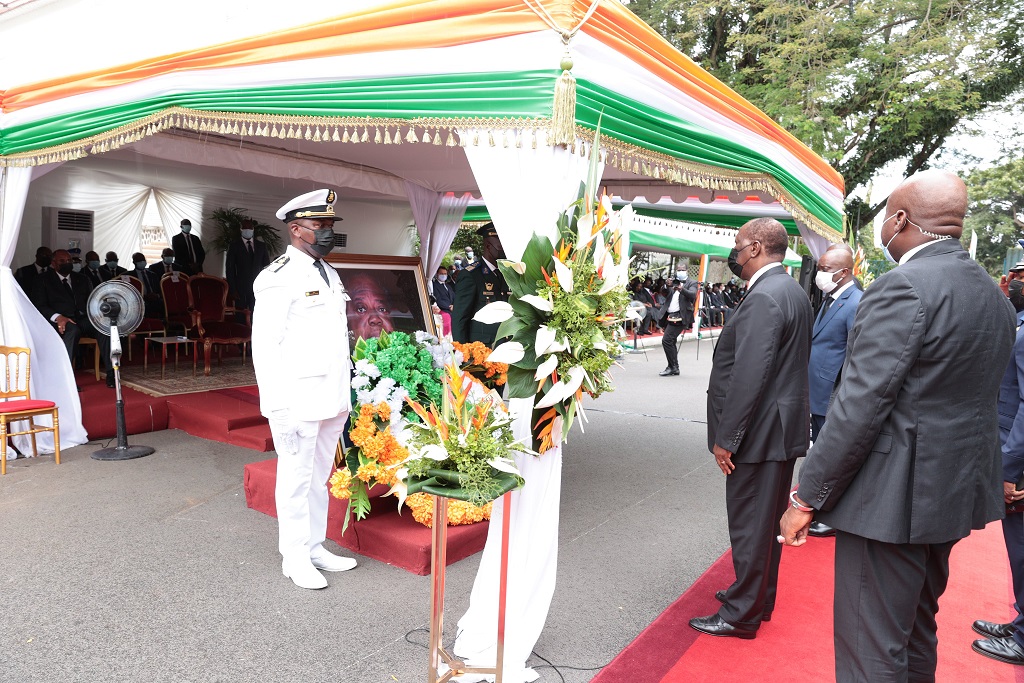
[
  {"x1": 963, "y1": 157, "x2": 1024, "y2": 276},
  {"x1": 353, "y1": 330, "x2": 443, "y2": 408},
  {"x1": 627, "y1": 0, "x2": 1024, "y2": 230},
  {"x1": 206, "y1": 207, "x2": 283, "y2": 256}
]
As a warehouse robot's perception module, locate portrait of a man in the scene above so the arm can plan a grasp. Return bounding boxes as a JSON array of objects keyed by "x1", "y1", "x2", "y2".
[{"x1": 334, "y1": 266, "x2": 429, "y2": 348}]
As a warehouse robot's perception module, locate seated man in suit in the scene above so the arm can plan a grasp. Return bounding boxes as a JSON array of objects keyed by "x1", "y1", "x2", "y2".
[
  {"x1": 82, "y1": 250, "x2": 103, "y2": 288},
  {"x1": 31, "y1": 249, "x2": 114, "y2": 387},
  {"x1": 98, "y1": 251, "x2": 128, "y2": 281},
  {"x1": 130, "y1": 252, "x2": 164, "y2": 319},
  {"x1": 148, "y1": 247, "x2": 180, "y2": 279},
  {"x1": 14, "y1": 246, "x2": 52, "y2": 295}
]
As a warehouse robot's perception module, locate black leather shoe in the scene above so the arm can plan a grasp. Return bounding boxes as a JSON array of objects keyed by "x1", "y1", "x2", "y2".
[
  {"x1": 659, "y1": 368, "x2": 679, "y2": 376},
  {"x1": 974, "y1": 620, "x2": 1016, "y2": 639},
  {"x1": 688, "y1": 614, "x2": 756, "y2": 640},
  {"x1": 714, "y1": 591, "x2": 771, "y2": 621},
  {"x1": 972, "y1": 636, "x2": 1024, "y2": 665},
  {"x1": 715, "y1": 590, "x2": 727, "y2": 604},
  {"x1": 808, "y1": 521, "x2": 836, "y2": 537}
]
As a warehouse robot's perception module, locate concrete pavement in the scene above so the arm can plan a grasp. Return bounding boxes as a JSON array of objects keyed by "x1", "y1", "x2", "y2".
[{"x1": 0, "y1": 337, "x2": 731, "y2": 683}]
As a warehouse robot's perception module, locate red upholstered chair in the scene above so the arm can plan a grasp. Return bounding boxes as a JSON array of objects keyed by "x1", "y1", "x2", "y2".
[
  {"x1": 187, "y1": 274, "x2": 252, "y2": 376},
  {"x1": 0, "y1": 346, "x2": 59, "y2": 476},
  {"x1": 126, "y1": 275, "x2": 166, "y2": 360},
  {"x1": 160, "y1": 272, "x2": 192, "y2": 337}
]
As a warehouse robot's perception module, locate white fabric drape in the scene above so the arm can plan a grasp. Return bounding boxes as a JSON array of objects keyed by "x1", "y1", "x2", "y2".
[
  {"x1": 152, "y1": 189, "x2": 205, "y2": 244},
  {"x1": 407, "y1": 182, "x2": 470, "y2": 287},
  {"x1": 0, "y1": 166, "x2": 87, "y2": 456},
  {"x1": 454, "y1": 132, "x2": 601, "y2": 682},
  {"x1": 801, "y1": 229, "x2": 830, "y2": 261}
]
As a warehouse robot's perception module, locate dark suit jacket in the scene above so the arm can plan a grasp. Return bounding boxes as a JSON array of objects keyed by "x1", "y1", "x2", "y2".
[
  {"x1": 997, "y1": 309, "x2": 1024, "y2": 484},
  {"x1": 432, "y1": 278, "x2": 455, "y2": 312},
  {"x1": 30, "y1": 269, "x2": 93, "y2": 321},
  {"x1": 97, "y1": 264, "x2": 128, "y2": 281},
  {"x1": 451, "y1": 262, "x2": 509, "y2": 345},
  {"x1": 14, "y1": 263, "x2": 46, "y2": 294},
  {"x1": 707, "y1": 265, "x2": 812, "y2": 462},
  {"x1": 148, "y1": 262, "x2": 181, "y2": 279},
  {"x1": 657, "y1": 278, "x2": 698, "y2": 327},
  {"x1": 83, "y1": 266, "x2": 103, "y2": 289},
  {"x1": 172, "y1": 232, "x2": 206, "y2": 274},
  {"x1": 225, "y1": 238, "x2": 270, "y2": 308},
  {"x1": 808, "y1": 284, "x2": 862, "y2": 416},
  {"x1": 799, "y1": 240, "x2": 1016, "y2": 544}
]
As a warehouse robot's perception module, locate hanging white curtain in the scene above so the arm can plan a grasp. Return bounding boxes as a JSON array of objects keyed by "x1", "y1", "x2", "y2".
[
  {"x1": 427, "y1": 192, "x2": 469, "y2": 280},
  {"x1": 406, "y1": 181, "x2": 442, "y2": 290},
  {"x1": 453, "y1": 129, "x2": 602, "y2": 683},
  {"x1": 152, "y1": 189, "x2": 205, "y2": 244},
  {"x1": 801, "y1": 228, "x2": 831, "y2": 261},
  {"x1": 0, "y1": 166, "x2": 87, "y2": 456}
]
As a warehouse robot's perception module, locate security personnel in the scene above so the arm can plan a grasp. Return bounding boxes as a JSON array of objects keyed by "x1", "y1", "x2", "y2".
[
  {"x1": 451, "y1": 223, "x2": 509, "y2": 345},
  {"x1": 251, "y1": 188, "x2": 356, "y2": 590}
]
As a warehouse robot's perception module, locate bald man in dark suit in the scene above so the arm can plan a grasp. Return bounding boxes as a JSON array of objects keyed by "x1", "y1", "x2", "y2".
[
  {"x1": 690, "y1": 217, "x2": 812, "y2": 640},
  {"x1": 781, "y1": 170, "x2": 1016, "y2": 681}
]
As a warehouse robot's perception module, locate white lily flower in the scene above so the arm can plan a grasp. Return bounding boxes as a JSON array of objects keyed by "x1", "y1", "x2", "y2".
[
  {"x1": 550, "y1": 415, "x2": 564, "y2": 444},
  {"x1": 535, "y1": 325, "x2": 569, "y2": 355},
  {"x1": 535, "y1": 354, "x2": 558, "y2": 380},
  {"x1": 501, "y1": 259, "x2": 527, "y2": 275},
  {"x1": 487, "y1": 341, "x2": 525, "y2": 364},
  {"x1": 384, "y1": 477, "x2": 409, "y2": 510},
  {"x1": 563, "y1": 366, "x2": 587, "y2": 396},
  {"x1": 592, "y1": 236, "x2": 607, "y2": 274},
  {"x1": 553, "y1": 257, "x2": 574, "y2": 293},
  {"x1": 534, "y1": 380, "x2": 569, "y2": 409},
  {"x1": 474, "y1": 301, "x2": 515, "y2": 325},
  {"x1": 520, "y1": 293, "x2": 553, "y2": 312},
  {"x1": 410, "y1": 443, "x2": 448, "y2": 462},
  {"x1": 600, "y1": 194, "x2": 615, "y2": 217},
  {"x1": 487, "y1": 455, "x2": 522, "y2": 477},
  {"x1": 597, "y1": 253, "x2": 620, "y2": 295},
  {"x1": 576, "y1": 212, "x2": 595, "y2": 248}
]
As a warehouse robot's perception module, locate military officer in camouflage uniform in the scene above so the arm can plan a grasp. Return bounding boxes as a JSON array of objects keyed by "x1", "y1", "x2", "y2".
[{"x1": 451, "y1": 223, "x2": 509, "y2": 346}]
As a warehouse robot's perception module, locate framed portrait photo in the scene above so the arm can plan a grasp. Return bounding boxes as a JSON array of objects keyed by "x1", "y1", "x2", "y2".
[{"x1": 324, "y1": 254, "x2": 437, "y2": 351}]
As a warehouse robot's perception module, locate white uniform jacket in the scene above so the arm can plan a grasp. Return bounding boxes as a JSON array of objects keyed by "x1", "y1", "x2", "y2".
[{"x1": 251, "y1": 245, "x2": 352, "y2": 422}]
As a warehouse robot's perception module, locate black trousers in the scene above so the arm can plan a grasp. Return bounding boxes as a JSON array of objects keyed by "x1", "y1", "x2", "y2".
[
  {"x1": 720, "y1": 458, "x2": 795, "y2": 628},
  {"x1": 1003, "y1": 511, "x2": 1024, "y2": 648},
  {"x1": 661, "y1": 320, "x2": 686, "y2": 370},
  {"x1": 810, "y1": 413, "x2": 826, "y2": 442},
  {"x1": 54, "y1": 317, "x2": 112, "y2": 372},
  {"x1": 833, "y1": 531, "x2": 957, "y2": 683}
]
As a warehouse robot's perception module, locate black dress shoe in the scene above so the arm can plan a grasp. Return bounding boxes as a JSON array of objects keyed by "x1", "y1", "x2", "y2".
[
  {"x1": 659, "y1": 368, "x2": 679, "y2": 376},
  {"x1": 808, "y1": 521, "x2": 836, "y2": 537},
  {"x1": 972, "y1": 636, "x2": 1024, "y2": 665},
  {"x1": 106, "y1": 371, "x2": 115, "y2": 388},
  {"x1": 974, "y1": 620, "x2": 1016, "y2": 639},
  {"x1": 715, "y1": 590, "x2": 727, "y2": 604},
  {"x1": 688, "y1": 613, "x2": 757, "y2": 639}
]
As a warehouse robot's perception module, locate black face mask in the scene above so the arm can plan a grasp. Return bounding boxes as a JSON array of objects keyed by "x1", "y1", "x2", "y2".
[
  {"x1": 1010, "y1": 280, "x2": 1024, "y2": 312},
  {"x1": 302, "y1": 226, "x2": 336, "y2": 257},
  {"x1": 56, "y1": 262, "x2": 74, "y2": 276},
  {"x1": 36, "y1": 255, "x2": 52, "y2": 268},
  {"x1": 727, "y1": 243, "x2": 754, "y2": 279}
]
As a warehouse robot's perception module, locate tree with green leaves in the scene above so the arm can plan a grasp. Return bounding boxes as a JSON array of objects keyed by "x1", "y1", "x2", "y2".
[
  {"x1": 626, "y1": 0, "x2": 1024, "y2": 233},
  {"x1": 962, "y1": 158, "x2": 1024, "y2": 276}
]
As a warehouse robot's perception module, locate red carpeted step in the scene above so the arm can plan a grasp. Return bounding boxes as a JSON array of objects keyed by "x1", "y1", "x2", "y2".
[
  {"x1": 594, "y1": 524, "x2": 1019, "y2": 683},
  {"x1": 226, "y1": 424, "x2": 274, "y2": 452},
  {"x1": 166, "y1": 392, "x2": 267, "y2": 433},
  {"x1": 78, "y1": 371, "x2": 170, "y2": 440},
  {"x1": 243, "y1": 458, "x2": 489, "y2": 575}
]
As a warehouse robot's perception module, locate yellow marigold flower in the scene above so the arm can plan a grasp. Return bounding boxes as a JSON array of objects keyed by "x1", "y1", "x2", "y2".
[
  {"x1": 355, "y1": 463, "x2": 377, "y2": 483},
  {"x1": 329, "y1": 468, "x2": 353, "y2": 500},
  {"x1": 377, "y1": 402, "x2": 391, "y2": 421}
]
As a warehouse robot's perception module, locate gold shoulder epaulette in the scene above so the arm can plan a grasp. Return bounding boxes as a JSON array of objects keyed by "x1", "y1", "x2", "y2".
[
  {"x1": 266, "y1": 255, "x2": 290, "y2": 272},
  {"x1": 464, "y1": 263, "x2": 479, "y2": 272}
]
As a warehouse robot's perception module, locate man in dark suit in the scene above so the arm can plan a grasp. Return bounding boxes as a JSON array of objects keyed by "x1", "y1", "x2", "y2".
[
  {"x1": 656, "y1": 272, "x2": 698, "y2": 376},
  {"x1": 806, "y1": 244, "x2": 862, "y2": 538},
  {"x1": 172, "y1": 219, "x2": 206, "y2": 275},
  {"x1": 225, "y1": 219, "x2": 270, "y2": 312},
  {"x1": 690, "y1": 217, "x2": 812, "y2": 640},
  {"x1": 148, "y1": 247, "x2": 180, "y2": 279},
  {"x1": 971, "y1": 272, "x2": 1024, "y2": 665},
  {"x1": 130, "y1": 252, "x2": 163, "y2": 319},
  {"x1": 97, "y1": 251, "x2": 128, "y2": 281},
  {"x1": 451, "y1": 223, "x2": 509, "y2": 346},
  {"x1": 82, "y1": 250, "x2": 103, "y2": 288},
  {"x1": 14, "y1": 246, "x2": 52, "y2": 295},
  {"x1": 31, "y1": 249, "x2": 114, "y2": 387},
  {"x1": 780, "y1": 170, "x2": 1016, "y2": 681}
]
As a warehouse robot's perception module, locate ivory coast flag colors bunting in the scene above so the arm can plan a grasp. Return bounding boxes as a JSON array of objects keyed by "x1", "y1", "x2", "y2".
[{"x1": 0, "y1": 0, "x2": 845, "y2": 240}]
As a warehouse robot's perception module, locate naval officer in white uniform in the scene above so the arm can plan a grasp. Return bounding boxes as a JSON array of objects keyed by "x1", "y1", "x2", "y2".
[{"x1": 252, "y1": 188, "x2": 357, "y2": 590}]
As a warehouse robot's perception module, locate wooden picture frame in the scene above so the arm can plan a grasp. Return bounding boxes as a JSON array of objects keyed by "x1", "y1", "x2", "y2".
[{"x1": 324, "y1": 253, "x2": 436, "y2": 351}]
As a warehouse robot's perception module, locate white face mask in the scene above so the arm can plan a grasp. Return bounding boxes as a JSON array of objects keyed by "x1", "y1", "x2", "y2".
[
  {"x1": 240, "y1": 229, "x2": 254, "y2": 240},
  {"x1": 181, "y1": 224, "x2": 192, "y2": 234},
  {"x1": 814, "y1": 269, "x2": 840, "y2": 294},
  {"x1": 437, "y1": 274, "x2": 448, "y2": 283},
  {"x1": 465, "y1": 251, "x2": 474, "y2": 260},
  {"x1": 676, "y1": 271, "x2": 687, "y2": 280},
  {"x1": 72, "y1": 262, "x2": 83, "y2": 273},
  {"x1": 134, "y1": 261, "x2": 146, "y2": 270}
]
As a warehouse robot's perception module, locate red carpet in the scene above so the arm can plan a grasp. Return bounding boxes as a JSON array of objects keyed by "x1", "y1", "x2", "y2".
[
  {"x1": 243, "y1": 458, "x2": 489, "y2": 575},
  {"x1": 594, "y1": 523, "x2": 1021, "y2": 683}
]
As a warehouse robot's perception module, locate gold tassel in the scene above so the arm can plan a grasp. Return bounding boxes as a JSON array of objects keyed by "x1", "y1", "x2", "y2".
[
  {"x1": 472, "y1": 131, "x2": 479, "y2": 146},
  {"x1": 550, "y1": 54, "x2": 577, "y2": 147},
  {"x1": 423, "y1": 130, "x2": 432, "y2": 144},
  {"x1": 361, "y1": 128, "x2": 369, "y2": 143},
  {"x1": 375, "y1": 128, "x2": 383, "y2": 144},
  {"x1": 341, "y1": 128, "x2": 350, "y2": 143},
  {"x1": 384, "y1": 128, "x2": 393, "y2": 144},
  {"x1": 333, "y1": 128, "x2": 342, "y2": 142},
  {"x1": 446, "y1": 131, "x2": 456, "y2": 146},
  {"x1": 406, "y1": 127, "x2": 418, "y2": 144},
  {"x1": 488, "y1": 131, "x2": 495, "y2": 147}
]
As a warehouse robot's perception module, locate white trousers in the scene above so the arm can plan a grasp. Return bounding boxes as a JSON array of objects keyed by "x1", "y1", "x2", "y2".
[{"x1": 271, "y1": 411, "x2": 348, "y2": 563}]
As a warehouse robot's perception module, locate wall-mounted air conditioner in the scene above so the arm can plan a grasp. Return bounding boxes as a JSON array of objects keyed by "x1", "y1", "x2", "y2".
[
  {"x1": 332, "y1": 232, "x2": 348, "y2": 253},
  {"x1": 44, "y1": 206, "x2": 94, "y2": 255}
]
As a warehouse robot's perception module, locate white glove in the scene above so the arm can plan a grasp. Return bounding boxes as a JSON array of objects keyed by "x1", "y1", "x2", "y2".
[{"x1": 268, "y1": 409, "x2": 298, "y2": 453}]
